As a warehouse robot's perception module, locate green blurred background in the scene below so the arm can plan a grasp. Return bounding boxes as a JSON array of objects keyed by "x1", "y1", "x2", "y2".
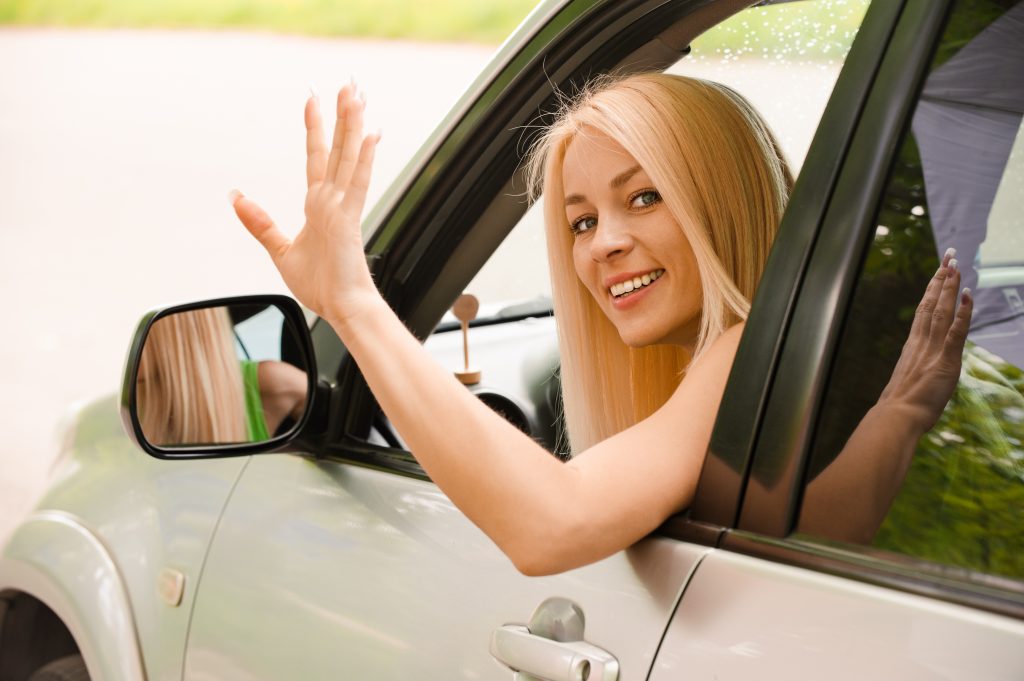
[
  {"x1": 0, "y1": 0, "x2": 865, "y2": 52},
  {"x1": 0, "y1": 0, "x2": 539, "y2": 42}
]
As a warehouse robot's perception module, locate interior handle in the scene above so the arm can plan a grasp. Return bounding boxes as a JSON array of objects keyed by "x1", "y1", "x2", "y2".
[{"x1": 490, "y1": 624, "x2": 619, "y2": 681}]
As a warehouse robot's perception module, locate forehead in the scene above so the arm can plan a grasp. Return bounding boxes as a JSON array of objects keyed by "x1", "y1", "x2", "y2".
[{"x1": 562, "y1": 129, "x2": 644, "y2": 191}]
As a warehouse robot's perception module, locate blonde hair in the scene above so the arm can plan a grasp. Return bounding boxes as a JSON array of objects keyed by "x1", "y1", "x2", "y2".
[
  {"x1": 528, "y1": 73, "x2": 792, "y2": 453},
  {"x1": 136, "y1": 307, "x2": 249, "y2": 445}
]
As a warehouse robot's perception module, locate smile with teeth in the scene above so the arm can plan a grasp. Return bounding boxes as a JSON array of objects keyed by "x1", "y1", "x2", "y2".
[{"x1": 609, "y1": 269, "x2": 665, "y2": 298}]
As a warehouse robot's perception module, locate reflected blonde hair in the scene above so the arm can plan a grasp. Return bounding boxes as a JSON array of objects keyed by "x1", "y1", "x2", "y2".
[
  {"x1": 528, "y1": 73, "x2": 792, "y2": 453},
  {"x1": 137, "y1": 307, "x2": 248, "y2": 445}
]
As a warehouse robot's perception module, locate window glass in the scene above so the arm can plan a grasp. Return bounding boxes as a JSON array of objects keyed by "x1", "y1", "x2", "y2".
[
  {"x1": 797, "y1": 0, "x2": 1024, "y2": 581},
  {"x1": 670, "y1": 0, "x2": 869, "y2": 172}
]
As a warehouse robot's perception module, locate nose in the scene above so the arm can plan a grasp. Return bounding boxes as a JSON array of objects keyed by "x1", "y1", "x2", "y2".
[{"x1": 590, "y1": 214, "x2": 634, "y2": 263}]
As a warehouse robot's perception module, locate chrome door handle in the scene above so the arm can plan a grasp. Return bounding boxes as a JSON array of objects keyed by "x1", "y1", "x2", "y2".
[{"x1": 490, "y1": 624, "x2": 619, "y2": 681}]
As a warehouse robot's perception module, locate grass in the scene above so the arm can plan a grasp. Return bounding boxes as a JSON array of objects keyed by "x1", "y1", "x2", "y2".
[{"x1": 0, "y1": 0, "x2": 540, "y2": 43}]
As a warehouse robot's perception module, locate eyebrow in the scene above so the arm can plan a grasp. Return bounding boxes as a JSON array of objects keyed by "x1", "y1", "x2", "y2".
[{"x1": 564, "y1": 164, "x2": 643, "y2": 206}]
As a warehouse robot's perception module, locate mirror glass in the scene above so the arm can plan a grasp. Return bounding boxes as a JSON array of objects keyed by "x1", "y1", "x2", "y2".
[{"x1": 135, "y1": 303, "x2": 310, "y2": 448}]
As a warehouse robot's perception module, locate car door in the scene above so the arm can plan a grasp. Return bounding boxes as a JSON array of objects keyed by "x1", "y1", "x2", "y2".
[
  {"x1": 651, "y1": 0, "x2": 1024, "y2": 678},
  {"x1": 180, "y1": 0, "x2": 880, "y2": 679}
]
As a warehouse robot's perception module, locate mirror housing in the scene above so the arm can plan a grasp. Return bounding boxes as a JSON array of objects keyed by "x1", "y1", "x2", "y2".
[{"x1": 120, "y1": 295, "x2": 318, "y2": 459}]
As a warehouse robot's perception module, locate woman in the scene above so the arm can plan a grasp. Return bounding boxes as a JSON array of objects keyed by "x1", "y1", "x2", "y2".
[
  {"x1": 230, "y1": 74, "x2": 971, "y2": 574},
  {"x1": 528, "y1": 75, "x2": 790, "y2": 452}
]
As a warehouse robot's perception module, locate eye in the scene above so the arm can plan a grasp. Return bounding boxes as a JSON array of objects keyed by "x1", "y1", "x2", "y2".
[
  {"x1": 569, "y1": 215, "x2": 597, "y2": 236},
  {"x1": 629, "y1": 189, "x2": 661, "y2": 209}
]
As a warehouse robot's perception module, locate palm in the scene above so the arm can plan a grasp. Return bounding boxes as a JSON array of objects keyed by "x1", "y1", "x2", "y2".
[{"x1": 231, "y1": 85, "x2": 380, "y2": 324}]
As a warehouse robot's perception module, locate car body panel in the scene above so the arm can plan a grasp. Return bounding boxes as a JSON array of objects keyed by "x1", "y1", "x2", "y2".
[
  {"x1": 0, "y1": 512, "x2": 144, "y2": 681},
  {"x1": 0, "y1": 396, "x2": 250, "y2": 681},
  {"x1": 650, "y1": 550, "x2": 1024, "y2": 681},
  {"x1": 183, "y1": 454, "x2": 709, "y2": 679}
]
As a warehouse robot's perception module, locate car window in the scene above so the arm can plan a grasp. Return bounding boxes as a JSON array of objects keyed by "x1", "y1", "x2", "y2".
[
  {"x1": 457, "y1": 0, "x2": 869, "y2": 318},
  {"x1": 797, "y1": 0, "x2": 1024, "y2": 582}
]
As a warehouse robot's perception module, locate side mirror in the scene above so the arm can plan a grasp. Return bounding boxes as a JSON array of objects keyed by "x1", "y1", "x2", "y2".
[{"x1": 120, "y1": 295, "x2": 317, "y2": 458}]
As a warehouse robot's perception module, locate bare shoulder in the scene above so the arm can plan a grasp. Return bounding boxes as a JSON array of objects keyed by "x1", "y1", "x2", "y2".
[
  {"x1": 662, "y1": 322, "x2": 745, "y2": 410},
  {"x1": 687, "y1": 322, "x2": 745, "y2": 377},
  {"x1": 256, "y1": 360, "x2": 308, "y2": 398}
]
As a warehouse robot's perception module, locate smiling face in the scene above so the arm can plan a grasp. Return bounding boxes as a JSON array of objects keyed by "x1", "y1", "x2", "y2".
[{"x1": 563, "y1": 129, "x2": 702, "y2": 349}]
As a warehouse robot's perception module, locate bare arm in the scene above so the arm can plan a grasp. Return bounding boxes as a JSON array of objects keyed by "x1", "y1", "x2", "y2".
[
  {"x1": 256, "y1": 360, "x2": 308, "y2": 435},
  {"x1": 338, "y1": 302, "x2": 740, "y2": 573},
  {"x1": 799, "y1": 252, "x2": 972, "y2": 543},
  {"x1": 231, "y1": 86, "x2": 739, "y2": 575}
]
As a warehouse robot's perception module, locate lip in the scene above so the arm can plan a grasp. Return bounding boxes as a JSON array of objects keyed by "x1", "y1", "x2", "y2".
[{"x1": 609, "y1": 271, "x2": 663, "y2": 310}]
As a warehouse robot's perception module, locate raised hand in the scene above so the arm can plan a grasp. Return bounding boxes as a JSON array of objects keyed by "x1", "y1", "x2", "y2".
[
  {"x1": 231, "y1": 84, "x2": 382, "y2": 326},
  {"x1": 878, "y1": 247, "x2": 974, "y2": 434}
]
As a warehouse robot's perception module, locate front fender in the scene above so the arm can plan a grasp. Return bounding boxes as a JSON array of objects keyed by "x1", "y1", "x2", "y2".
[{"x1": 0, "y1": 510, "x2": 146, "y2": 681}]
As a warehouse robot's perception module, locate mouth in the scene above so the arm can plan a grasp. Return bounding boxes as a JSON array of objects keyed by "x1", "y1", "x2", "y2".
[{"x1": 609, "y1": 269, "x2": 665, "y2": 299}]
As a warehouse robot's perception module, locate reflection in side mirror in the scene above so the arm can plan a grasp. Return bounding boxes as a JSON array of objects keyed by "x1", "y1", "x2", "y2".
[{"x1": 124, "y1": 296, "x2": 315, "y2": 455}]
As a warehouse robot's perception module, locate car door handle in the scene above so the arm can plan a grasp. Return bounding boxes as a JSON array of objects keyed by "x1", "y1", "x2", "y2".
[{"x1": 490, "y1": 624, "x2": 619, "y2": 681}]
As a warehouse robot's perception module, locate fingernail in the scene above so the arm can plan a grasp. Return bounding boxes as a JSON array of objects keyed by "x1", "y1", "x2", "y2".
[
  {"x1": 944, "y1": 247, "x2": 956, "y2": 261},
  {"x1": 227, "y1": 189, "x2": 242, "y2": 205},
  {"x1": 308, "y1": 85, "x2": 317, "y2": 101},
  {"x1": 949, "y1": 258, "x2": 958, "y2": 271},
  {"x1": 962, "y1": 287, "x2": 972, "y2": 302}
]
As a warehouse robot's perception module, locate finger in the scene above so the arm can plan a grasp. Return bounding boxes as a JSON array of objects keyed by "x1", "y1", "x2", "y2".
[
  {"x1": 230, "y1": 190, "x2": 291, "y2": 261},
  {"x1": 324, "y1": 85, "x2": 361, "y2": 185},
  {"x1": 305, "y1": 94, "x2": 328, "y2": 187},
  {"x1": 911, "y1": 263, "x2": 947, "y2": 339},
  {"x1": 334, "y1": 90, "x2": 366, "y2": 189},
  {"x1": 339, "y1": 133, "x2": 379, "y2": 223},
  {"x1": 929, "y1": 258, "x2": 961, "y2": 343},
  {"x1": 941, "y1": 246, "x2": 956, "y2": 270},
  {"x1": 945, "y1": 287, "x2": 973, "y2": 353}
]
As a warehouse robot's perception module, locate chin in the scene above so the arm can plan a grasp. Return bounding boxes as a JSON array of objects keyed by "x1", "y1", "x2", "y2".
[
  {"x1": 616, "y1": 325, "x2": 669, "y2": 348},
  {"x1": 614, "y1": 318, "x2": 700, "y2": 350}
]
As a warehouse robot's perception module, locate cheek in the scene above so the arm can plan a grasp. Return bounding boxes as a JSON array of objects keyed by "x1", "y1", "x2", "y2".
[{"x1": 571, "y1": 242, "x2": 598, "y2": 295}]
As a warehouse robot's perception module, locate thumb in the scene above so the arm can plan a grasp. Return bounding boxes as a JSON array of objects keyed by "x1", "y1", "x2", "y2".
[{"x1": 229, "y1": 190, "x2": 290, "y2": 260}]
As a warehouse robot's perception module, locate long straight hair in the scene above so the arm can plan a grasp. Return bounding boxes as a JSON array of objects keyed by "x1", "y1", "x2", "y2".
[
  {"x1": 137, "y1": 307, "x2": 248, "y2": 445},
  {"x1": 528, "y1": 74, "x2": 793, "y2": 453}
]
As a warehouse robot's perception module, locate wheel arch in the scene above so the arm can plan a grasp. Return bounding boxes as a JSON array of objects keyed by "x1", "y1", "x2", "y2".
[{"x1": 0, "y1": 511, "x2": 147, "y2": 681}]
